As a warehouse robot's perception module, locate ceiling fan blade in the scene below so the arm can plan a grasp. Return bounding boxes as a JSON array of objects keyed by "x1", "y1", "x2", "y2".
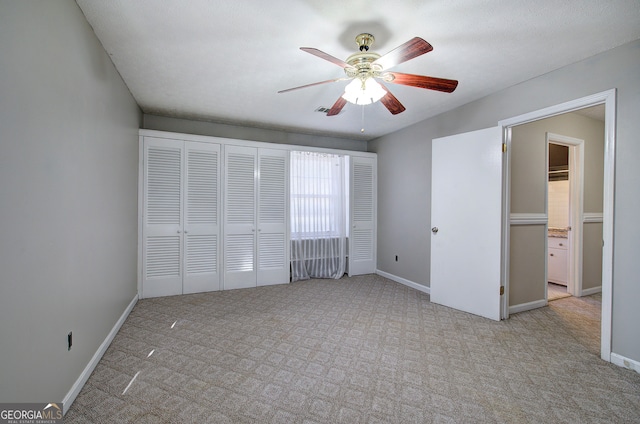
[
  {"x1": 278, "y1": 77, "x2": 347, "y2": 94},
  {"x1": 300, "y1": 47, "x2": 353, "y2": 69},
  {"x1": 379, "y1": 84, "x2": 406, "y2": 115},
  {"x1": 327, "y1": 96, "x2": 347, "y2": 116},
  {"x1": 373, "y1": 37, "x2": 433, "y2": 70},
  {"x1": 385, "y1": 72, "x2": 458, "y2": 93}
]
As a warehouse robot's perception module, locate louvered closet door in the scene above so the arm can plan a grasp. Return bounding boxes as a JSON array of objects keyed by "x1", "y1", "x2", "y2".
[
  {"x1": 143, "y1": 137, "x2": 183, "y2": 298},
  {"x1": 349, "y1": 156, "x2": 377, "y2": 276},
  {"x1": 257, "y1": 149, "x2": 289, "y2": 286},
  {"x1": 183, "y1": 142, "x2": 221, "y2": 294},
  {"x1": 224, "y1": 145, "x2": 257, "y2": 289}
]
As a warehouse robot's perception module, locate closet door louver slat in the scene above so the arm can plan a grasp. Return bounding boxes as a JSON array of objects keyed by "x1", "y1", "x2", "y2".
[
  {"x1": 147, "y1": 148, "x2": 181, "y2": 225},
  {"x1": 146, "y1": 236, "x2": 181, "y2": 278}
]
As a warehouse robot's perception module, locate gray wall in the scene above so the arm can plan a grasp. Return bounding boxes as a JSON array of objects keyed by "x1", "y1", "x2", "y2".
[
  {"x1": 369, "y1": 39, "x2": 640, "y2": 363},
  {"x1": 0, "y1": 1, "x2": 141, "y2": 404},
  {"x1": 143, "y1": 114, "x2": 366, "y2": 152},
  {"x1": 510, "y1": 113, "x2": 604, "y2": 305},
  {"x1": 511, "y1": 113, "x2": 604, "y2": 214}
]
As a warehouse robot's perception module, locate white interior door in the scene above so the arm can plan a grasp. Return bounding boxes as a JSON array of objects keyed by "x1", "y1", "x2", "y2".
[
  {"x1": 257, "y1": 149, "x2": 289, "y2": 286},
  {"x1": 349, "y1": 156, "x2": 377, "y2": 276},
  {"x1": 142, "y1": 137, "x2": 183, "y2": 298},
  {"x1": 224, "y1": 145, "x2": 257, "y2": 289},
  {"x1": 183, "y1": 142, "x2": 221, "y2": 294},
  {"x1": 430, "y1": 126, "x2": 503, "y2": 321}
]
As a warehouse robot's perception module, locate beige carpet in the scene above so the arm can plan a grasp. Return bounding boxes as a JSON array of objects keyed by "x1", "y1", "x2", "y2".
[{"x1": 65, "y1": 274, "x2": 640, "y2": 423}]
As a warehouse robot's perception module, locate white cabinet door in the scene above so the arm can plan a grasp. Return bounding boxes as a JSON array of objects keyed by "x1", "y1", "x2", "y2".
[
  {"x1": 257, "y1": 149, "x2": 289, "y2": 286},
  {"x1": 183, "y1": 143, "x2": 221, "y2": 294},
  {"x1": 349, "y1": 156, "x2": 377, "y2": 276},
  {"x1": 142, "y1": 138, "x2": 183, "y2": 298},
  {"x1": 547, "y1": 237, "x2": 568, "y2": 285},
  {"x1": 142, "y1": 137, "x2": 221, "y2": 298},
  {"x1": 224, "y1": 145, "x2": 257, "y2": 289},
  {"x1": 431, "y1": 126, "x2": 503, "y2": 321}
]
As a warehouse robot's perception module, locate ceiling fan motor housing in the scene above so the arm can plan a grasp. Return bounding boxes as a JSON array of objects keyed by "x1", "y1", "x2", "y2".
[
  {"x1": 346, "y1": 34, "x2": 391, "y2": 82},
  {"x1": 355, "y1": 33, "x2": 375, "y2": 51},
  {"x1": 345, "y1": 52, "x2": 382, "y2": 80}
]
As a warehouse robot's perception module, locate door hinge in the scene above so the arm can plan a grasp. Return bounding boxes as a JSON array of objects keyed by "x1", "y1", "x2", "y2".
[
  {"x1": 502, "y1": 143, "x2": 507, "y2": 153},
  {"x1": 500, "y1": 286, "x2": 505, "y2": 296}
]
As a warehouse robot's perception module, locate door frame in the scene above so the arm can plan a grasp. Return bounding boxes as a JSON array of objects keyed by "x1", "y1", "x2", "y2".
[
  {"x1": 546, "y1": 134, "x2": 584, "y2": 298},
  {"x1": 499, "y1": 89, "x2": 616, "y2": 362}
]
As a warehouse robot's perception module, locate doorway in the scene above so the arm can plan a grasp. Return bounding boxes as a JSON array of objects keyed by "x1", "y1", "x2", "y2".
[
  {"x1": 547, "y1": 142, "x2": 571, "y2": 300},
  {"x1": 546, "y1": 134, "x2": 585, "y2": 301},
  {"x1": 500, "y1": 89, "x2": 615, "y2": 361}
]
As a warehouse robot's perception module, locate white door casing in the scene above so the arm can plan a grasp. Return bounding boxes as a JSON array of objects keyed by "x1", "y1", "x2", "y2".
[
  {"x1": 430, "y1": 126, "x2": 503, "y2": 321},
  {"x1": 500, "y1": 89, "x2": 615, "y2": 361}
]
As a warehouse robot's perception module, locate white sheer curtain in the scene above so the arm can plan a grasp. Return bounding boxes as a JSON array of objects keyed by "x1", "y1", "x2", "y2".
[{"x1": 290, "y1": 151, "x2": 347, "y2": 282}]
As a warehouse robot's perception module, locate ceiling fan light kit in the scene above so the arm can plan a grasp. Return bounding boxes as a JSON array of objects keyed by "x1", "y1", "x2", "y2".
[
  {"x1": 342, "y1": 77, "x2": 386, "y2": 105},
  {"x1": 278, "y1": 33, "x2": 459, "y2": 117}
]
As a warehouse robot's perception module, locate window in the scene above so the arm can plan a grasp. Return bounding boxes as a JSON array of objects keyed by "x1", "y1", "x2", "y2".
[
  {"x1": 290, "y1": 151, "x2": 349, "y2": 281},
  {"x1": 290, "y1": 151, "x2": 348, "y2": 238}
]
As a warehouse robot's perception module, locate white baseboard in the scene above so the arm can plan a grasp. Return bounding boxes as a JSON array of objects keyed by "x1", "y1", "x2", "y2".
[
  {"x1": 581, "y1": 286, "x2": 602, "y2": 296},
  {"x1": 509, "y1": 299, "x2": 547, "y2": 314},
  {"x1": 63, "y1": 293, "x2": 138, "y2": 414},
  {"x1": 376, "y1": 270, "x2": 430, "y2": 295},
  {"x1": 611, "y1": 352, "x2": 640, "y2": 374}
]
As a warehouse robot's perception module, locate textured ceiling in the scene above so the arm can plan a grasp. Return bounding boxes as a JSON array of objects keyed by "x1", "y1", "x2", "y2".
[{"x1": 75, "y1": 0, "x2": 640, "y2": 141}]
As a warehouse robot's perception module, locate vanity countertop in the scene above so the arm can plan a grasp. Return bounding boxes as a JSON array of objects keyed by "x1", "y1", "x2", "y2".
[{"x1": 548, "y1": 227, "x2": 569, "y2": 238}]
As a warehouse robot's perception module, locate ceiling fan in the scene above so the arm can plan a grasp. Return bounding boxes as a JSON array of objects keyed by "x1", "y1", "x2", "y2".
[{"x1": 278, "y1": 33, "x2": 458, "y2": 116}]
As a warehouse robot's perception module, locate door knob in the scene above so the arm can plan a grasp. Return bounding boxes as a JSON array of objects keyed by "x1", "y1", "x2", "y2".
[{"x1": 431, "y1": 227, "x2": 438, "y2": 234}]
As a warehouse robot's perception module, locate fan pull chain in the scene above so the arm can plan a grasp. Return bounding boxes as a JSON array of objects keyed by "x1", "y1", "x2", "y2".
[{"x1": 361, "y1": 105, "x2": 365, "y2": 133}]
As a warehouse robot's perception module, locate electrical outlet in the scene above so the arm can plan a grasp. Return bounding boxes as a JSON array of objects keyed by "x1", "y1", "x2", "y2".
[{"x1": 68, "y1": 331, "x2": 72, "y2": 351}]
